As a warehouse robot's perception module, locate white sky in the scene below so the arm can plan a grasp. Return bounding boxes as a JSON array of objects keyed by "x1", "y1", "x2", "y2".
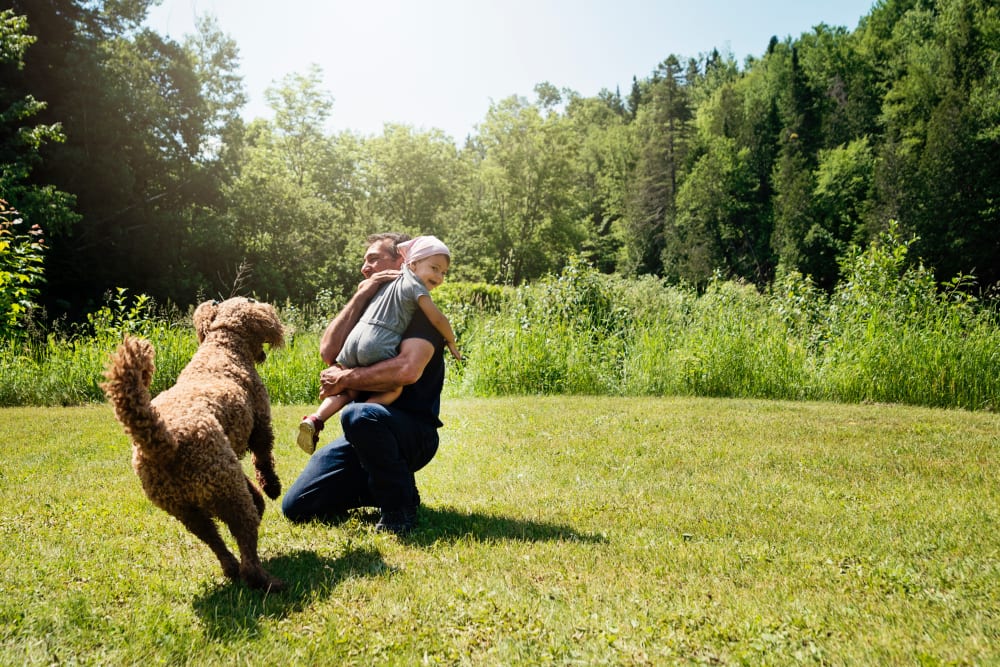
[{"x1": 145, "y1": 0, "x2": 877, "y2": 141}]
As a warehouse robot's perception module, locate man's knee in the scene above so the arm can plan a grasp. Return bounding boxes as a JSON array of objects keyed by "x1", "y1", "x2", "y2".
[
  {"x1": 341, "y1": 402, "x2": 390, "y2": 435},
  {"x1": 281, "y1": 490, "x2": 308, "y2": 523}
]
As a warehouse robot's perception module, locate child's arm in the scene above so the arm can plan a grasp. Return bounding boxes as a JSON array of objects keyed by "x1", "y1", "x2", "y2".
[{"x1": 416, "y1": 294, "x2": 462, "y2": 360}]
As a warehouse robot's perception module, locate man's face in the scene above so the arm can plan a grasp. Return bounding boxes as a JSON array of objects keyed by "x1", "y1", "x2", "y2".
[{"x1": 361, "y1": 239, "x2": 404, "y2": 278}]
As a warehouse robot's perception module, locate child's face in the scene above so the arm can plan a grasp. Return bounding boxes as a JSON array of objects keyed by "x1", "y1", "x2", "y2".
[{"x1": 410, "y1": 253, "x2": 450, "y2": 290}]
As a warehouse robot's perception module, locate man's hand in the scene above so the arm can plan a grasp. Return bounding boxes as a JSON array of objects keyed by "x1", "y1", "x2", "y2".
[
  {"x1": 320, "y1": 337, "x2": 435, "y2": 399},
  {"x1": 319, "y1": 364, "x2": 350, "y2": 399}
]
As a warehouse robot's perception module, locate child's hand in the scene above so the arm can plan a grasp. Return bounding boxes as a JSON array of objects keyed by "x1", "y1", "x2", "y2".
[{"x1": 356, "y1": 269, "x2": 401, "y2": 293}]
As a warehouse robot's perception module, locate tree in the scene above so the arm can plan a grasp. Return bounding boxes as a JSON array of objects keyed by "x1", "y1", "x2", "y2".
[
  {"x1": 806, "y1": 137, "x2": 874, "y2": 288},
  {"x1": 563, "y1": 93, "x2": 637, "y2": 273},
  {"x1": 359, "y1": 123, "x2": 461, "y2": 240},
  {"x1": 224, "y1": 68, "x2": 362, "y2": 303},
  {"x1": 458, "y1": 94, "x2": 582, "y2": 284},
  {"x1": 0, "y1": 7, "x2": 78, "y2": 264},
  {"x1": 6, "y1": 0, "x2": 247, "y2": 315},
  {"x1": 767, "y1": 40, "x2": 822, "y2": 275},
  {"x1": 867, "y1": 0, "x2": 1000, "y2": 287},
  {"x1": 671, "y1": 136, "x2": 760, "y2": 286},
  {"x1": 796, "y1": 24, "x2": 880, "y2": 148},
  {"x1": 771, "y1": 138, "x2": 815, "y2": 273},
  {"x1": 265, "y1": 64, "x2": 332, "y2": 187},
  {"x1": 620, "y1": 55, "x2": 694, "y2": 277}
]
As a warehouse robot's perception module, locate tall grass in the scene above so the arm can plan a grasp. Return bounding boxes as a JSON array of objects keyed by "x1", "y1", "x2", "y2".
[
  {"x1": 0, "y1": 289, "x2": 196, "y2": 406},
  {"x1": 2, "y1": 224, "x2": 999, "y2": 411},
  {"x1": 455, "y1": 260, "x2": 631, "y2": 396},
  {"x1": 454, "y1": 224, "x2": 1000, "y2": 410},
  {"x1": 809, "y1": 226, "x2": 999, "y2": 409}
]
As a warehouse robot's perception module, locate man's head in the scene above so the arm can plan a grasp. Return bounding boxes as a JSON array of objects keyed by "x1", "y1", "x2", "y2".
[{"x1": 361, "y1": 232, "x2": 411, "y2": 278}]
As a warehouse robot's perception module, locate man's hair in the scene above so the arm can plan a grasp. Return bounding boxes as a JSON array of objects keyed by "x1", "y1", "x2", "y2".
[{"x1": 366, "y1": 232, "x2": 412, "y2": 259}]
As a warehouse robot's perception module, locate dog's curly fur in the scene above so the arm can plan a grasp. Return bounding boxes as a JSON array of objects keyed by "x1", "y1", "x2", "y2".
[{"x1": 102, "y1": 297, "x2": 286, "y2": 592}]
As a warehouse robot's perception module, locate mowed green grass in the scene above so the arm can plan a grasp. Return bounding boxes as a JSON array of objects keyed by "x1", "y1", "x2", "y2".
[{"x1": 1, "y1": 397, "x2": 997, "y2": 665}]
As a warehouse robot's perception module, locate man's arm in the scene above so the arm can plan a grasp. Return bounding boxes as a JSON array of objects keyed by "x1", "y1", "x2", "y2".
[
  {"x1": 319, "y1": 270, "x2": 399, "y2": 365},
  {"x1": 320, "y1": 336, "x2": 434, "y2": 396}
]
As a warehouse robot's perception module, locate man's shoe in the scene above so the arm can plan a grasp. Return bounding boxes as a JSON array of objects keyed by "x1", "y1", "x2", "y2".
[
  {"x1": 296, "y1": 415, "x2": 323, "y2": 454},
  {"x1": 375, "y1": 505, "x2": 418, "y2": 535}
]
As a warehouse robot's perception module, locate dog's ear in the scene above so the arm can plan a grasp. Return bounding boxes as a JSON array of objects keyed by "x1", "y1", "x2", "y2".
[
  {"x1": 192, "y1": 300, "x2": 219, "y2": 343},
  {"x1": 249, "y1": 302, "x2": 285, "y2": 350},
  {"x1": 241, "y1": 301, "x2": 284, "y2": 363}
]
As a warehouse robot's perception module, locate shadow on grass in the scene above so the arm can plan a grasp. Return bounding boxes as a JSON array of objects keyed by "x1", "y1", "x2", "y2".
[
  {"x1": 192, "y1": 546, "x2": 387, "y2": 639},
  {"x1": 404, "y1": 505, "x2": 607, "y2": 546}
]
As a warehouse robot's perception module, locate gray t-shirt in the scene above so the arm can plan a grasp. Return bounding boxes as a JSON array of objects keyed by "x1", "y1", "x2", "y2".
[{"x1": 337, "y1": 266, "x2": 430, "y2": 368}]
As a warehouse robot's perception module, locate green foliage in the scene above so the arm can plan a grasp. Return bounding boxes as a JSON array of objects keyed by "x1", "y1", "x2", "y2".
[
  {"x1": 259, "y1": 333, "x2": 328, "y2": 405},
  {"x1": 459, "y1": 94, "x2": 585, "y2": 285},
  {"x1": 7, "y1": 0, "x2": 1000, "y2": 322},
  {"x1": 361, "y1": 123, "x2": 463, "y2": 240},
  {"x1": 818, "y1": 221, "x2": 996, "y2": 409},
  {"x1": 0, "y1": 7, "x2": 77, "y2": 270},
  {"x1": 0, "y1": 288, "x2": 194, "y2": 406},
  {"x1": 432, "y1": 280, "x2": 509, "y2": 345},
  {"x1": 3, "y1": 234, "x2": 1000, "y2": 411},
  {"x1": 457, "y1": 258, "x2": 632, "y2": 396},
  {"x1": 806, "y1": 136, "x2": 875, "y2": 287},
  {"x1": 8, "y1": 1, "x2": 241, "y2": 315},
  {"x1": 667, "y1": 279, "x2": 809, "y2": 400},
  {"x1": 619, "y1": 54, "x2": 696, "y2": 278},
  {"x1": 0, "y1": 200, "x2": 45, "y2": 338},
  {"x1": 5, "y1": 1, "x2": 1000, "y2": 413},
  {"x1": 434, "y1": 281, "x2": 507, "y2": 313},
  {"x1": 85, "y1": 287, "x2": 157, "y2": 341},
  {"x1": 223, "y1": 70, "x2": 364, "y2": 305},
  {"x1": 670, "y1": 136, "x2": 759, "y2": 285}
]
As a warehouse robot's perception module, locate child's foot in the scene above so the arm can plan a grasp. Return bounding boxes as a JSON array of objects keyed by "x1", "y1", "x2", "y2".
[{"x1": 297, "y1": 415, "x2": 323, "y2": 454}]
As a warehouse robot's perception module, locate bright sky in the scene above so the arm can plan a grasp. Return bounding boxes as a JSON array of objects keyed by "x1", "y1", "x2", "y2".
[{"x1": 145, "y1": 0, "x2": 877, "y2": 141}]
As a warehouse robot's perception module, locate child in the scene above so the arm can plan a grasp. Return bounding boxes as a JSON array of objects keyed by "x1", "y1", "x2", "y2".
[{"x1": 297, "y1": 235, "x2": 461, "y2": 453}]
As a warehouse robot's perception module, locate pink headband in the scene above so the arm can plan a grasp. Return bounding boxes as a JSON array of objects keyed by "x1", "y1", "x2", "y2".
[{"x1": 398, "y1": 235, "x2": 450, "y2": 264}]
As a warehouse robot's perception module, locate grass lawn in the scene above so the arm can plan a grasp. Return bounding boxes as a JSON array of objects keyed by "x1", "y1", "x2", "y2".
[{"x1": 1, "y1": 397, "x2": 997, "y2": 665}]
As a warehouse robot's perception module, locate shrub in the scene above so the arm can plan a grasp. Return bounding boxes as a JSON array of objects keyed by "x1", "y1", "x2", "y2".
[
  {"x1": 0, "y1": 199, "x2": 45, "y2": 339},
  {"x1": 2, "y1": 228, "x2": 999, "y2": 411},
  {"x1": 817, "y1": 223, "x2": 1000, "y2": 409}
]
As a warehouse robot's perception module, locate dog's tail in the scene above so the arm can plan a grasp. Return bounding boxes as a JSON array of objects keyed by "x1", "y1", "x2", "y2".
[{"x1": 101, "y1": 336, "x2": 177, "y2": 460}]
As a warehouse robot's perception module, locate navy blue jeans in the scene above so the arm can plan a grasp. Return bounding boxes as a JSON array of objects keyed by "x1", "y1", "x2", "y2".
[{"x1": 281, "y1": 402, "x2": 439, "y2": 523}]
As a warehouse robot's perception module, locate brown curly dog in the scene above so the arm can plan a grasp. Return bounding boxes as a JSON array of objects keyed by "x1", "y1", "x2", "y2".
[{"x1": 102, "y1": 297, "x2": 286, "y2": 592}]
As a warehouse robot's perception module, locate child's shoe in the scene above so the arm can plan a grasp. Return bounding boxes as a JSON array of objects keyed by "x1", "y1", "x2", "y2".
[{"x1": 297, "y1": 415, "x2": 323, "y2": 454}]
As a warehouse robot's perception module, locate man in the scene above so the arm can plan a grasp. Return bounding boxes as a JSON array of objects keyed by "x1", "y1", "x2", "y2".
[{"x1": 281, "y1": 232, "x2": 446, "y2": 535}]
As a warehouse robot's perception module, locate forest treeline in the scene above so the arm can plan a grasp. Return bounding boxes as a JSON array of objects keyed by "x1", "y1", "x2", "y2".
[{"x1": 1, "y1": 0, "x2": 999, "y2": 330}]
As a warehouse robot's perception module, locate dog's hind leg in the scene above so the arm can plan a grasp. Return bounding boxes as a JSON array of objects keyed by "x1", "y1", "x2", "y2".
[
  {"x1": 248, "y1": 420, "x2": 281, "y2": 500},
  {"x1": 220, "y1": 494, "x2": 286, "y2": 593},
  {"x1": 175, "y1": 507, "x2": 241, "y2": 582},
  {"x1": 245, "y1": 475, "x2": 266, "y2": 519}
]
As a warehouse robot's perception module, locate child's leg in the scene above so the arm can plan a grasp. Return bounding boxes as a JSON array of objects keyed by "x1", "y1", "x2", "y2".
[
  {"x1": 315, "y1": 392, "x2": 353, "y2": 422},
  {"x1": 364, "y1": 386, "x2": 402, "y2": 406},
  {"x1": 298, "y1": 392, "x2": 356, "y2": 455}
]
